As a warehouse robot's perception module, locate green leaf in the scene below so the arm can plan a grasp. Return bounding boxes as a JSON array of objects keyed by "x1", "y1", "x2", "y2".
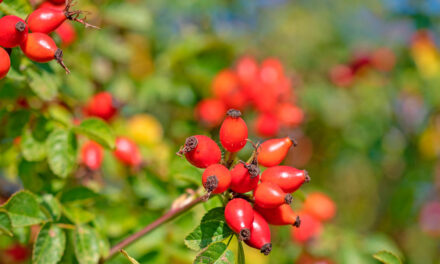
[
  {"x1": 237, "y1": 240, "x2": 245, "y2": 264},
  {"x1": 194, "y1": 242, "x2": 234, "y2": 264},
  {"x1": 41, "y1": 194, "x2": 62, "y2": 221},
  {"x1": 46, "y1": 129, "x2": 77, "y2": 178},
  {"x1": 0, "y1": 0, "x2": 32, "y2": 18},
  {"x1": 21, "y1": 130, "x2": 47, "y2": 161},
  {"x1": 6, "y1": 110, "x2": 30, "y2": 138},
  {"x1": 121, "y1": 249, "x2": 140, "y2": 264},
  {"x1": 72, "y1": 118, "x2": 115, "y2": 149},
  {"x1": 373, "y1": 250, "x2": 402, "y2": 264},
  {"x1": 48, "y1": 105, "x2": 73, "y2": 127},
  {"x1": 32, "y1": 223, "x2": 66, "y2": 264},
  {"x1": 2, "y1": 191, "x2": 46, "y2": 227},
  {"x1": 185, "y1": 207, "x2": 233, "y2": 251},
  {"x1": 27, "y1": 69, "x2": 58, "y2": 101},
  {"x1": 62, "y1": 205, "x2": 95, "y2": 225},
  {"x1": 60, "y1": 187, "x2": 99, "y2": 204},
  {"x1": 74, "y1": 225, "x2": 100, "y2": 264},
  {"x1": 0, "y1": 210, "x2": 13, "y2": 236}
]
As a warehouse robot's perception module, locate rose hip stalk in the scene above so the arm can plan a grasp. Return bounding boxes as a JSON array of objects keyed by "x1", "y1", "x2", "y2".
[
  {"x1": 20, "y1": 33, "x2": 70, "y2": 73},
  {"x1": 224, "y1": 198, "x2": 254, "y2": 241},
  {"x1": 0, "y1": 16, "x2": 28, "y2": 48},
  {"x1": 27, "y1": 0, "x2": 99, "y2": 34}
]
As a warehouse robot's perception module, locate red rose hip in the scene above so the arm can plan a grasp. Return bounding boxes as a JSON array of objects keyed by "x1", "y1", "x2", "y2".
[
  {"x1": 254, "y1": 182, "x2": 292, "y2": 209},
  {"x1": 225, "y1": 198, "x2": 254, "y2": 240},
  {"x1": 230, "y1": 162, "x2": 260, "y2": 193},
  {"x1": 202, "y1": 164, "x2": 231, "y2": 194},
  {"x1": 83, "y1": 92, "x2": 118, "y2": 121},
  {"x1": 0, "y1": 15, "x2": 28, "y2": 48},
  {"x1": 257, "y1": 137, "x2": 296, "y2": 167},
  {"x1": 303, "y1": 192, "x2": 336, "y2": 222},
  {"x1": 114, "y1": 137, "x2": 142, "y2": 167},
  {"x1": 0, "y1": 48, "x2": 11, "y2": 80},
  {"x1": 245, "y1": 210, "x2": 272, "y2": 255},
  {"x1": 255, "y1": 204, "x2": 301, "y2": 226},
  {"x1": 178, "y1": 135, "x2": 221, "y2": 168},
  {"x1": 261, "y1": 166, "x2": 310, "y2": 193},
  {"x1": 291, "y1": 212, "x2": 322, "y2": 243},
  {"x1": 81, "y1": 141, "x2": 103, "y2": 170},
  {"x1": 219, "y1": 109, "x2": 248, "y2": 152}
]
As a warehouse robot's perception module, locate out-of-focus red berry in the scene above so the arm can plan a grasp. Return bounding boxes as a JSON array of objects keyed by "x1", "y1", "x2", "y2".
[
  {"x1": 195, "y1": 98, "x2": 227, "y2": 128},
  {"x1": 83, "y1": 92, "x2": 117, "y2": 121},
  {"x1": 114, "y1": 137, "x2": 142, "y2": 167},
  {"x1": 236, "y1": 55, "x2": 258, "y2": 86},
  {"x1": 55, "y1": 21, "x2": 77, "y2": 47},
  {"x1": 255, "y1": 113, "x2": 280, "y2": 138},
  {"x1": 291, "y1": 212, "x2": 322, "y2": 243},
  {"x1": 4, "y1": 244, "x2": 30, "y2": 262},
  {"x1": 371, "y1": 47, "x2": 396, "y2": 72},
  {"x1": 329, "y1": 64, "x2": 353, "y2": 87},
  {"x1": 81, "y1": 141, "x2": 103, "y2": 170},
  {"x1": 259, "y1": 58, "x2": 284, "y2": 86},
  {"x1": 303, "y1": 192, "x2": 336, "y2": 222},
  {"x1": 277, "y1": 103, "x2": 304, "y2": 127},
  {"x1": 419, "y1": 201, "x2": 440, "y2": 237}
]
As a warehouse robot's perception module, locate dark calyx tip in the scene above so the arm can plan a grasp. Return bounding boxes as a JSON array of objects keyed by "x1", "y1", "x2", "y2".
[
  {"x1": 226, "y1": 109, "x2": 241, "y2": 118},
  {"x1": 239, "y1": 228, "x2": 251, "y2": 241},
  {"x1": 260, "y1": 243, "x2": 272, "y2": 255},
  {"x1": 204, "y1": 175, "x2": 218, "y2": 193},
  {"x1": 304, "y1": 170, "x2": 311, "y2": 183},
  {"x1": 293, "y1": 216, "x2": 301, "y2": 228},
  {"x1": 289, "y1": 137, "x2": 298, "y2": 147},
  {"x1": 285, "y1": 193, "x2": 293, "y2": 204},
  {"x1": 15, "y1": 21, "x2": 26, "y2": 32},
  {"x1": 244, "y1": 163, "x2": 260, "y2": 178},
  {"x1": 182, "y1": 136, "x2": 198, "y2": 153}
]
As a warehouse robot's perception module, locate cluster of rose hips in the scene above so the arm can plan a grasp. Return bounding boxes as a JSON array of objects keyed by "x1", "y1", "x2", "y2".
[
  {"x1": 0, "y1": 0, "x2": 96, "y2": 79},
  {"x1": 196, "y1": 56, "x2": 304, "y2": 138},
  {"x1": 329, "y1": 47, "x2": 396, "y2": 87},
  {"x1": 179, "y1": 109, "x2": 310, "y2": 255}
]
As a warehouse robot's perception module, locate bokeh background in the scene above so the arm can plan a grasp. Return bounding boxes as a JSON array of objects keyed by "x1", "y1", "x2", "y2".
[{"x1": 1, "y1": 0, "x2": 440, "y2": 263}]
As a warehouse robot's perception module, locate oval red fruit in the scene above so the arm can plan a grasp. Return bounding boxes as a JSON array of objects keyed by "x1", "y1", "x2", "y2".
[
  {"x1": 179, "y1": 135, "x2": 221, "y2": 168},
  {"x1": 84, "y1": 92, "x2": 117, "y2": 121},
  {"x1": 255, "y1": 113, "x2": 280, "y2": 138},
  {"x1": 0, "y1": 47, "x2": 11, "y2": 79},
  {"x1": 236, "y1": 55, "x2": 258, "y2": 86},
  {"x1": 260, "y1": 166, "x2": 310, "y2": 193},
  {"x1": 254, "y1": 182, "x2": 292, "y2": 209},
  {"x1": 225, "y1": 198, "x2": 254, "y2": 240},
  {"x1": 27, "y1": 7, "x2": 67, "y2": 34},
  {"x1": 114, "y1": 137, "x2": 142, "y2": 167},
  {"x1": 81, "y1": 141, "x2": 103, "y2": 170},
  {"x1": 291, "y1": 212, "x2": 322, "y2": 243},
  {"x1": 277, "y1": 103, "x2": 304, "y2": 127},
  {"x1": 55, "y1": 21, "x2": 77, "y2": 47},
  {"x1": 255, "y1": 204, "x2": 300, "y2": 226},
  {"x1": 0, "y1": 15, "x2": 28, "y2": 48},
  {"x1": 257, "y1": 137, "x2": 296, "y2": 167},
  {"x1": 20, "y1": 33, "x2": 69, "y2": 73},
  {"x1": 303, "y1": 192, "x2": 336, "y2": 222},
  {"x1": 245, "y1": 210, "x2": 272, "y2": 255},
  {"x1": 219, "y1": 109, "x2": 248, "y2": 152},
  {"x1": 195, "y1": 98, "x2": 226, "y2": 128},
  {"x1": 202, "y1": 164, "x2": 231, "y2": 194},
  {"x1": 230, "y1": 162, "x2": 259, "y2": 193}
]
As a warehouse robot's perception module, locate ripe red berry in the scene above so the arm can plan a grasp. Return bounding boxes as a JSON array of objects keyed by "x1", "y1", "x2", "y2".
[
  {"x1": 114, "y1": 137, "x2": 142, "y2": 167},
  {"x1": 212, "y1": 69, "x2": 247, "y2": 109},
  {"x1": 202, "y1": 164, "x2": 231, "y2": 194},
  {"x1": 259, "y1": 58, "x2": 284, "y2": 86},
  {"x1": 4, "y1": 243, "x2": 30, "y2": 262},
  {"x1": 255, "y1": 112, "x2": 280, "y2": 138},
  {"x1": 236, "y1": 55, "x2": 258, "y2": 86},
  {"x1": 260, "y1": 166, "x2": 310, "y2": 193},
  {"x1": 0, "y1": 15, "x2": 28, "y2": 48},
  {"x1": 303, "y1": 192, "x2": 336, "y2": 222},
  {"x1": 277, "y1": 103, "x2": 304, "y2": 127},
  {"x1": 219, "y1": 109, "x2": 248, "y2": 152},
  {"x1": 39, "y1": 1, "x2": 65, "y2": 10},
  {"x1": 55, "y1": 21, "x2": 77, "y2": 47},
  {"x1": 245, "y1": 210, "x2": 272, "y2": 255},
  {"x1": 84, "y1": 92, "x2": 118, "y2": 121},
  {"x1": 257, "y1": 137, "x2": 296, "y2": 167},
  {"x1": 178, "y1": 135, "x2": 221, "y2": 168},
  {"x1": 255, "y1": 204, "x2": 301, "y2": 226},
  {"x1": 81, "y1": 141, "x2": 103, "y2": 170},
  {"x1": 291, "y1": 212, "x2": 322, "y2": 243},
  {"x1": 20, "y1": 33, "x2": 70, "y2": 73},
  {"x1": 230, "y1": 162, "x2": 259, "y2": 193},
  {"x1": 225, "y1": 198, "x2": 254, "y2": 240},
  {"x1": 195, "y1": 98, "x2": 226, "y2": 128},
  {"x1": 254, "y1": 182, "x2": 292, "y2": 209},
  {"x1": 0, "y1": 47, "x2": 11, "y2": 80},
  {"x1": 27, "y1": 0, "x2": 98, "y2": 34}
]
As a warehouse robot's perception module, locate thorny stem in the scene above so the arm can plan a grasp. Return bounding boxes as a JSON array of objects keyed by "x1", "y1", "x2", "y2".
[{"x1": 102, "y1": 191, "x2": 212, "y2": 262}]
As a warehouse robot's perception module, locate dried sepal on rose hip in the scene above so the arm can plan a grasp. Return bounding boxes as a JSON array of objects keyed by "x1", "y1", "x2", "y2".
[
  {"x1": 245, "y1": 210, "x2": 272, "y2": 255},
  {"x1": 255, "y1": 204, "x2": 301, "y2": 227},
  {"x1": 219, "y1": 109, "x2": 248, "y2": 153},
  {"x1": 0, "y1": 16, "x2": 28, "y2": 48},
  {"x1": 225, "y1": 198, "x2": 254, "y2": 241},
  {"x1": 260, "y1": 166, "x2": 310, "y2": 193},
  {"x1": 201, "y1": 164, "x2": 231, "y2": 194},
  {"x1": 20, "y1": 33, "x2": 70, "y2": 73},
  {"x1": 257, "y1": 137, "x2": 297, "y2": 167},
  {"x1": 177, "y1": 135, "x2": 221, "y2": 168},
  {"x1": 27, "y1": 0, "x2": 99, "y2": 34},
  {"x1": 253, "y1": 182, "x2": 293, "y2": 209}
]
